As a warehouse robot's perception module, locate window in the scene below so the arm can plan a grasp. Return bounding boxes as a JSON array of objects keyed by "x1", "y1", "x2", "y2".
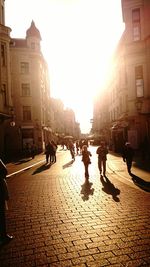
[
  {"x1": 132, "y1": 9, "x2": 141, "y2": 41},
  {"x1": 23, "y1": 106, "x2": 31, "y2": 121},
  {"x1": 1, "y1": 44, "x2": 6, "y2": 66},
  {"x1": 21, "y1": 62, "x2": 29, "y2": 74},
  {"x1": 135, "y1": 65, "x2": 144, "y2": 97},
  {"x1": 22, "y1": 83, "x2": 30, "y2": 96},
  {"x1": 31, "y1": 42, "x2": 35, "y2": 49}
]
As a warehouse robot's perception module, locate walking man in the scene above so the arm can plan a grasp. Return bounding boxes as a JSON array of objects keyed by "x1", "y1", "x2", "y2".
[
  {"x1": 45, "y1": 141, "x2": 53, "y2": 164},
  {"x1": 96, "y1": 141, "x2": 108, "y2": 177},
  {"x1": 68, "y1": 140, "x2": 75, "y2": 160},
  {"x1": 122, "y1": 142, "x2": 134, "y2": 174}
]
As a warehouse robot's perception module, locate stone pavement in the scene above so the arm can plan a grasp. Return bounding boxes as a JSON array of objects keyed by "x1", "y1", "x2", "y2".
[{"x1": 0, "y1": 146, "x2": 150, "y2": 267}]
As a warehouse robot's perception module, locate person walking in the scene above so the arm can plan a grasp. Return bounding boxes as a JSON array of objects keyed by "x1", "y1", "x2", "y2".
[
  {"x1": 79, "y1": 139, "x2": 83, "y2": 154},
  {"x1": 81, "y1": 145, "x2": 92, "y2": 179},
  {"x1": 51, "y1": 140, "x2": 58, "y2": 163},
  {"x1": 0, "y1": 159, "x2": 13, "y2": 245},
  {"x1": 122, "y1": 142, "x2": 134, "y2": 174},
  {"x1": 96, "y1": 141, "x2": 108, "y2": 177},
  {"x1": 75, "y1": 140, "x2": 79, "y2": 155},
  {"x1": 45, "y1": 141, "x2": 53, "y2": 164},
  {"x1": 30, "y1": 142, "x2": 37, "y2": 159},
  {"x1": 68, "y1": 140, "x2": 75, "y2": 160}
]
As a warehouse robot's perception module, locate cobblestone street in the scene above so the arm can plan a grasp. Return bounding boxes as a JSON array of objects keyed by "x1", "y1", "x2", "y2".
[{"x1": 0, "y1": 146, "x2": 150, "y2": 267}]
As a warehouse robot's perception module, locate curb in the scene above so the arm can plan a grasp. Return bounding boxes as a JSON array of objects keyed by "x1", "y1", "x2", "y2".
[{"x1": 6, "y1": 159, "x2": 45, "y2": 179}]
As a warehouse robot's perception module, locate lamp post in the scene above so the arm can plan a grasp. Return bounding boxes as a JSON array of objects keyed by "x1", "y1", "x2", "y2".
[{"x1": 9, "y1": 107, "x2": 15, "y2": 127}]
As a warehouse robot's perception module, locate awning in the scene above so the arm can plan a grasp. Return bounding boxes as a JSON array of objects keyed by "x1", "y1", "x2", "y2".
[
  {"x1": 0, "y1": 112, "x2": 12, "y2": 121},
  {"x1": 111, "y1": 121, "x2": 128, "y2": 130},
  {"x1": 43, "y1": 126, "x2": 52, "y2": 132}
]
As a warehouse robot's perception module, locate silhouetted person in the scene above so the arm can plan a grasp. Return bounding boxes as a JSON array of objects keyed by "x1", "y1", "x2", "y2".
[
  {"x1": 30, "y1": 143, "x2": 37, "y2": 159},
  {"x1": 96, "y1": 141, "x2": 108, "y2": 176},
  {"x1": 75, "y1": 140, "x2": 79, "y2": 155},
  {"x1": 122, "y1": 142, "x2": 134, "y2": 175},
  {"x1": 0, "y1": 159, "x2": 13, "y2": 245},
  {"x1": 81, "y1": 145, "x2": 92, "y2": 179},
  {"x1": 45, "y1": 141, "x2": 53, "y2": 164},
  {"x1": 79, "y1": 139, "x2": 83, "y2": 154},
  {"x1": 68, "y1": 140, "x2": 75, "y2": 160},
  {"x1": 51, "y1": 140, "x2": 57, "y2": 163}
]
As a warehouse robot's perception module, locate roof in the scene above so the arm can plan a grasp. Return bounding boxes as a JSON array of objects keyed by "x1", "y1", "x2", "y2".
[
  {"x1": 10, "y1": 38, "x2": 27, "y2": 48},
  {"x1": 26, "y1": 20, "x2": 42, "y2": 40}
]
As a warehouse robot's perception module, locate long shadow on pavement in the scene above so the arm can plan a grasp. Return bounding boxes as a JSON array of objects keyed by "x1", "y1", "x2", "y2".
[
  {"x1": 80, "y1": 179, "x2": 94, "y2": 201},
  {"x1": 32, "y1": 163, "x2": 51, "y2": 175},
  {"x1": 62, "y1": 160, "x2": 74, "y2": 169},
  {"x1": 131, "y1": 173, "x2": 150, "y2": 192},
  {"x1": 100, "y1": 175, "x2": 120, "y2": 202},
  {"x1": 14, "y1": 158, "x2": 32, "y2": 165}
]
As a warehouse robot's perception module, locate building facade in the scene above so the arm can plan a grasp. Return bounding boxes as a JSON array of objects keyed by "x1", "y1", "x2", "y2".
[
  {"x1": 92, "y1": 0, "x2": 150, "y2": 154},
  {"x1": 8, "y1": 21, "x2": 52, "y2": 155},
  {"x1": 0, "y1": 0, "x2": 13, "y2": 160},
  {"x1": 0, "y1": 1, "x2": 81, "y2": 160}
]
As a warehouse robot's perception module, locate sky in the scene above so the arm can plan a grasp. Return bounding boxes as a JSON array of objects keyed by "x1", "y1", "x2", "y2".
[{"x1": 5, "y1": 0, "x2": 125, "y2": 134}]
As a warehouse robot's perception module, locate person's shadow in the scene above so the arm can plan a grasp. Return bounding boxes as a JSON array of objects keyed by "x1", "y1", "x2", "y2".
[
  {"x1": 32, "y1": 163, "x2": 51, "y2": 175},
  {"x1": 131, "y1": 174, "x2": 150, "y2": 192},
  {"x1": 80, "y1": 179, "x2": 94, "y2": 201},
  {"x1": 14, "y1": 158, "x2": 31, "y2": 165},
  {"x1": 100, "y1": 175, "x2": 120, "y2": 202},
  {"x1": 62, "y1": 160, "x2": 74, "y2": 169}
]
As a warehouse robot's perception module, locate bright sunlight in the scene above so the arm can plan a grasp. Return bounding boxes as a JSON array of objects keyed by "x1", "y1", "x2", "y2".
[{"x1": 5, "y1": 0, "x2": 125, "y2": 133}]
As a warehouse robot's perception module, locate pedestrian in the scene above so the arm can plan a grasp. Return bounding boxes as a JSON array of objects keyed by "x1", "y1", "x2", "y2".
[
  {"x1": 30, "y1": 143, "x2": 37, "y2": 159},
  {"x1": 45, "y1": 141, "x2": 53, "y2": 164},
  {"x1": 122, "y1": 142, "x2": 134, "y2": 174},
  {"x1": 51, "y1": 140, "x2": 58, "y2": 163},
  {"x1": 0, "y1": 159, "x2": 13, "y2": 245},
  {"x1": 81, "y1": 145, "x2": 92, "y2": 179},
  {"x1": 79, "y1": 139, "x2": 83, "y2": 154},
  {"x1": 75, "y1": 140, "x2": 79, "y2": 155},
  {"x1": 96, "y1": 141, "x2": 108, "y2": 177},
  {"x1": 68, "y1": 140, "x2": 75, "y2": 160}
]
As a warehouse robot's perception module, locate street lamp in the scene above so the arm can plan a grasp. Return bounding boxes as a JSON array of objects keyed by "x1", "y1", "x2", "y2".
[{"x1": 9, "y1": 107, "x2": 15, "y2": 127}]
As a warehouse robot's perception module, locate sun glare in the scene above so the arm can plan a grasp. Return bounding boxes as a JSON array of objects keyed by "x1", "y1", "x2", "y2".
[{"x1": 5, "y1": 0, "x2": 124, "y2": 133}]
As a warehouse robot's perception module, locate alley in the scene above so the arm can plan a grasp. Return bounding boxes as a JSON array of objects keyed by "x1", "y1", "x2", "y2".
[{"x1": 0, "y1": 146, "x2": 150, "y2": 267}]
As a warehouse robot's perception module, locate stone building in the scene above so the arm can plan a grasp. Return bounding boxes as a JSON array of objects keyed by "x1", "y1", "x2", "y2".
[
  {"x1": 0, "y1": 1, "x2": 81, "y2": 160},
  {"x1": 48, "y1": 99, "x2": 81, "y2": 142},
  {"x1": 9, "y1": 21, "x2": 51, "y2": 155},
  {"x1": 93, "y1": 0, "x2": 150, "y2": 153},
  {"x1": 0, "y1": 0, "x2": 13, "y2": 160}
]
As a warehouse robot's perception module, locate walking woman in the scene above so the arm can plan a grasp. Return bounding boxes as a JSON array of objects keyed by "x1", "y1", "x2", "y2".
[{"x1": 81, "y1": 145, "x2": 92, "y2": 179}]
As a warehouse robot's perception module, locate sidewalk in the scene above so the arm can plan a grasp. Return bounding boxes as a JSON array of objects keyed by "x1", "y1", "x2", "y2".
[{"x1": 6, "y1": 153, "x2": 46, "y2": 178}]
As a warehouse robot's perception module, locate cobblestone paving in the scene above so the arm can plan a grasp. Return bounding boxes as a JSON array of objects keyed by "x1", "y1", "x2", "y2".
[{"x1": 0, "y1": 147, "x2": 150, "y2": 266}]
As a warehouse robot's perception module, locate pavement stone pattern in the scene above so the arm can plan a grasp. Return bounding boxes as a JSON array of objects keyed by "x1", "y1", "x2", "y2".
[{"x1": 0, "y1": 146, "x2": 150, "y2": 267}]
